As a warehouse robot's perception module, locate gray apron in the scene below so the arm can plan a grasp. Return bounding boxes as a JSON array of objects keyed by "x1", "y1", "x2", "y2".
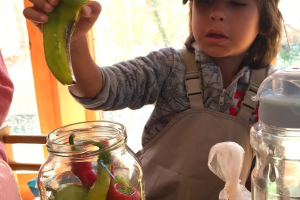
[{"x1": 138, "y1": 49, "x2": 267, "y2": 200}]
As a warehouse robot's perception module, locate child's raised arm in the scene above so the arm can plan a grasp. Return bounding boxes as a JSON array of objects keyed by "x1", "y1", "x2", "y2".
[{"x1": 23, "y1": 0, "x2": 104, "y2": 99}]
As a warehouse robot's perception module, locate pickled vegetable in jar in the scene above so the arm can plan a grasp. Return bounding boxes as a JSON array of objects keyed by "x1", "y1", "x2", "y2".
[{"x1": 37, "y1": 121, "x2": 145, "y2": 200}]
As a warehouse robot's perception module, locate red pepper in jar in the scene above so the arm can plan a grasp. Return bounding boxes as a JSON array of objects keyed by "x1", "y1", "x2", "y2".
[
  {"x1": 69, "y1": 134, "x2": 98, "y2": 189},
  {"x1": 71, "y1": 162, "x2": 97, "y2": 190},
  {"x1": 106, "y1": 183, "x2": 141, "y2": 200}
]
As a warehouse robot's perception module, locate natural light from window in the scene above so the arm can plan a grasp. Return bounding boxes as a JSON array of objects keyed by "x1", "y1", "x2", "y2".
[{"x1": 1, "y1": 0, "x2": 44, "y2": 164}]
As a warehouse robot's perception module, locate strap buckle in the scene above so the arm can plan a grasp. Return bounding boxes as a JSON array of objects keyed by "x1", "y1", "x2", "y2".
[
  {"x1": 241, "y1": 85, "x2": 258, "y2": 110},
  {"x1": 185, "y1": 78, "x2": 202, "y2": 98},
  {"x1": 248, "y1": 82, "x2": 260, "y2": 94}
]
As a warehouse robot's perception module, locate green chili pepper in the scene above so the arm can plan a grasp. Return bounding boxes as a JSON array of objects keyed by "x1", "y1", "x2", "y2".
[
  {"x1": 113, "y1": 175, "x2": 129, "y2": 186},
  {"x1": 84, "y1": 142, "x2": 112, "y2": 200},
  {"x1": 43, "y1": 0, "x2": 89, "y2": 85},
  {"x1": 54, "y1": 184, "x2": 88, "y2": 200}
]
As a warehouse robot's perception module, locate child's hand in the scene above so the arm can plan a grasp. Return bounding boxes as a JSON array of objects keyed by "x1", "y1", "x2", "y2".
[{"x1": 23, "y1": 0, "x2": 101, "y2": 42}]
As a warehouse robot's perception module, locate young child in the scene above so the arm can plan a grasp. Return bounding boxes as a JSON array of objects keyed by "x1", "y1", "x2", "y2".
[{"x1": 23, "y1": 0, "x2": 283, "y2": 199}]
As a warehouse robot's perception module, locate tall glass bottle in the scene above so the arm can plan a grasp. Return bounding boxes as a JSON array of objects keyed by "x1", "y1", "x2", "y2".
[{"x1": 251, "y1": 67, "x2": 300, "y2": 199}]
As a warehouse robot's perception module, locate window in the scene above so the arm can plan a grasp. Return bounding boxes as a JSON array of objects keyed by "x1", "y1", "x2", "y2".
[
  {"x1": 1, "y1": 0, "x2": 44, "y2": 164},
  {"x1": 92, "y1": 0, "x2": 189, "y2": 152},
  {"x1": 276, "y1": 0, "x2": 300, "y2": 68},
  {"x1": 1, "y1": 0, "x2": 97, "y2": 199}
]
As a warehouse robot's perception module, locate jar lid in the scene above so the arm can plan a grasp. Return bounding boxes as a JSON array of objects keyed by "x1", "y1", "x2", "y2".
[{"x1": 253, "y1": 67, "x2": 300, "y2": 128}]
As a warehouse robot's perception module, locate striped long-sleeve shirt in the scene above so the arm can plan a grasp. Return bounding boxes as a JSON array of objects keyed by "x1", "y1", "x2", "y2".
[{"x1": 73, "y1": 47, "x2": 274, "y2": 146}]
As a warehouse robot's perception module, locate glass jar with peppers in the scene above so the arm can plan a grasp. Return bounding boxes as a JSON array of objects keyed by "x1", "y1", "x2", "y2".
[{"x1": 37, "y1": 121, "x2": 145, "y2": 200}]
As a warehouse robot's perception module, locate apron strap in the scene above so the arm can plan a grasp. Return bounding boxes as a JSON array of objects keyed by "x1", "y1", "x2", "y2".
[
  {"x1": 180, "y1": 49, "x2": 198, "y2": 72},
  {"x1": 180, "y1": 49, "x2": 204, "y2": 109},
  {"x1": 237, "y1": 68, "x2": 268, "y2": 122}
]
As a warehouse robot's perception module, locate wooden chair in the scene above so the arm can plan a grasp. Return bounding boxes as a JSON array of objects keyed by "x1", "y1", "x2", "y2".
[{"x1": 0, "y1": 125, "x2": 47, "y2": 171}]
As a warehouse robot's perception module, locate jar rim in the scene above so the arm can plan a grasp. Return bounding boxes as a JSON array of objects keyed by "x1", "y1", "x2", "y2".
[
  {"x1": 46, "y1": 120, "x2": 126, "y2": 156},
  {"x1": 259, "y1": 121, "x2": 300, "y2": 137}
]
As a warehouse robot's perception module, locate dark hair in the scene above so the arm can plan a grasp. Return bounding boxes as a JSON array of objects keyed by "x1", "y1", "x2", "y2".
[{"x1": 185, "y1": 0, "x2": 283, "y2": 69}]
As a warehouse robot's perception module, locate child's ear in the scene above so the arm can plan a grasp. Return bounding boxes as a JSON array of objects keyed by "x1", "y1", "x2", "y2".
[
  {"x1": 258, "y1": 19, "x2": 271, "y2": 36},
  {"x1": 258, "y1": 28, "x2": 267, "y2": 36}
]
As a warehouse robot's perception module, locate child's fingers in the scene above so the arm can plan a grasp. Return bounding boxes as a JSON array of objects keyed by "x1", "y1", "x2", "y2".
[
  {"x1": 28, "y1": 0, "x2": 55, "y2": 13},
  {"x1": 23, "y1": 6, "x2": 48, "y2": 23},
  {"x1": 81, "y1": 1, "x2": 102, "y2": 23},
  {"x1": 47, "y1": 0, "x2": 60, "y2": 6}
]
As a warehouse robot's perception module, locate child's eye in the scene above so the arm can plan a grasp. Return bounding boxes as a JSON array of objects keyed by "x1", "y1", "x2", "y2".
[
  {"x1": 196, "y1": 0, "x2": 212, "y2": 4},
  {"x1": 230, "y1": 1, "x2": 247, "y2": 6}
]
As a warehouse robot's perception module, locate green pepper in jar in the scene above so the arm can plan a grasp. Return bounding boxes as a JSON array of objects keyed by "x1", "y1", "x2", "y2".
[
  {"x1": 84, "y1": 142, "x2": 112, "y2": 200},
  {"x1": 113, "y1": 175, "x2": 129, "y2": 186},
  {"x1": 51, "y1": 184, "x2": 88, "y2": 200},
  {"x1": 43, "y1": 0, "x2": 89, "y2": 85}
]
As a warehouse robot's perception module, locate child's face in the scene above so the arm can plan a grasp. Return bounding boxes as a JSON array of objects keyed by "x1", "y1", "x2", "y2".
[{"x1": 192, "y1": 0, "x2": 259, "y2": 59}]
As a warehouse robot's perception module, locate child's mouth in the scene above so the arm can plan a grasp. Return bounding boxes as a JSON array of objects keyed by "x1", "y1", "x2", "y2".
[
  {"x1": 205, "y1": 29, "x2": 229, "y2": 44},
  {"x1": 208, "y1": 34, "x2": 227, "y2": 38}
]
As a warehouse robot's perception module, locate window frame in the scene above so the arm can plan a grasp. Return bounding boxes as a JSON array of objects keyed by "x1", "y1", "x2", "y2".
[{"x1": 7, "y1": 1, "x2": 102, "y2": 199}]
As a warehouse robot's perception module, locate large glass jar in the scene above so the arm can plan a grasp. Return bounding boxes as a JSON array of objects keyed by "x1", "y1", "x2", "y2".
[
  {"x1": 250, "y1": 67, "x2": 300, "y2": 199},
  {"x1": 37, "y1": 121, "x2": 145, "y2": 200},
  {"x1": 251, "y1": 122, "x2": 300, "y2": 200}
]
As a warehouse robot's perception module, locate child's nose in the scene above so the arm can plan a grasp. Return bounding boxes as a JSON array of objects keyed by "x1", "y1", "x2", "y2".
[
  {"x1": 210, "y1": 15, "x2": 224, "y2": 21},
  {"x1": 209, "y1": 3, "x2": 226, "y2": 21}
]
